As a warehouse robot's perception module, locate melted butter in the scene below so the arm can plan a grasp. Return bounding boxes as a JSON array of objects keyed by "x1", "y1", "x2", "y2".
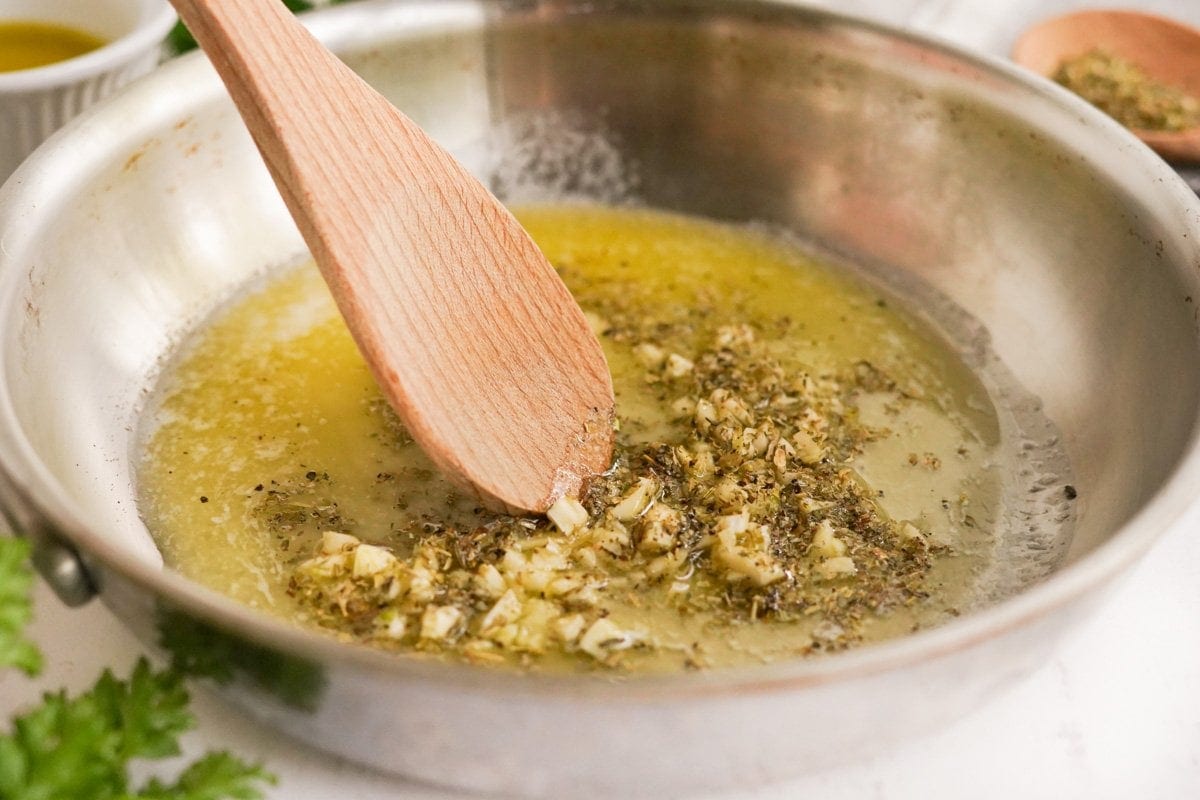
[
  {"x1": 138, "y1": 205, "x2": 1003, "y2": 672},
  {"x1": 0, "y1": 22, "x2": 105, "y2": 73}
]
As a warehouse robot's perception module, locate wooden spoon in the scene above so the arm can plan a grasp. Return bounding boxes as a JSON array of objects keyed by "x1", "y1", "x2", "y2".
[
  {"x1": 168, "y1": 0, "x2": 614, "y2": 513},
  {"x1": 1013, "y1": 10, "x2": 1200, "y2": 164}
]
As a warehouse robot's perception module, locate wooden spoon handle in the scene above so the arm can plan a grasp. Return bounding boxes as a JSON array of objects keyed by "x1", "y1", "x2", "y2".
[{"x1": 168, "y1": 0, "x2": 615, "y2": 512}]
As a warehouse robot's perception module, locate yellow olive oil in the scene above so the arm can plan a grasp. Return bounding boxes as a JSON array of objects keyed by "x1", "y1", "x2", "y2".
[{"x1": 0, "y1": 21, "x2": 105, "y2": 73}]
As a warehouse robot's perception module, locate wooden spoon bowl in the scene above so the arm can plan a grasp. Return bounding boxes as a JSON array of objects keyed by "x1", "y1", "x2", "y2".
[{"x1": 1013, "y1": 10, "x2": 1200, "y2": 164}]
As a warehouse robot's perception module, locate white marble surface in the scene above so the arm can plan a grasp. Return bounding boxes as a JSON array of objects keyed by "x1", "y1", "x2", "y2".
[{"x1": 4, "y1": 1, "x2": 1200, "y2": 798}]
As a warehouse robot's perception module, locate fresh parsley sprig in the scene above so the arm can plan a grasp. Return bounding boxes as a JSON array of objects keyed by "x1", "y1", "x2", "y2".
[
  {"x1": 0, "y1": 537, "x2": 276, "y2": 800},
  {"x1": 0, "y1": 537, "x2": 40, "y2": 677}
]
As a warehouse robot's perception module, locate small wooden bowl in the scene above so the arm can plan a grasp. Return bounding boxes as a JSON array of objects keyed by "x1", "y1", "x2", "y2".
[{"x1": 1013, "y1": 9, "x2": 1200, "y2": 164}]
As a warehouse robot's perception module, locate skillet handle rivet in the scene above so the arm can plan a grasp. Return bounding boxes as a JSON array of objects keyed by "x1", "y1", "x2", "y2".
[{"x1": 31, "y1": 535, "x2": 96, "y2": 607}]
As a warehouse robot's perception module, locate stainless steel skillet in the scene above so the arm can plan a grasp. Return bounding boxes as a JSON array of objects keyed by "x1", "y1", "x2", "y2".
[{"x1": 1, "y1": 1, "x2": 1198, "y2": 795}]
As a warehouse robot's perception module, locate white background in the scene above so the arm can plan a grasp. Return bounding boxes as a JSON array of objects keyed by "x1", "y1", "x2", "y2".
[{"x1": 3, "y1": 1, "x2": 1199, "y2": 798}]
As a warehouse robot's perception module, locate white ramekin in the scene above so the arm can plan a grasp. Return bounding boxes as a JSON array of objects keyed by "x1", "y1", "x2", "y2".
[{"x1": 0, "y1": 0, "x2": 177, "y2": 182}]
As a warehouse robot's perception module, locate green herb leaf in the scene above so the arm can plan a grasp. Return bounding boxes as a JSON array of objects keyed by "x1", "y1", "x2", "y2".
[
  {"x1": 0, "y1": 657, "x2": 275, "y2": 800},
  {"x1": 133, "y1": 751, "x2": 277, "y2": 800},
  {"x1": 0, "y1": 537, "x2": 41, "y2": 677},
  {"x1": 0, "y1": 659, "x2": 188, "y2": 798},
  {"x1": 93, "y1": 660, "x2": 193, "y2": 761}
]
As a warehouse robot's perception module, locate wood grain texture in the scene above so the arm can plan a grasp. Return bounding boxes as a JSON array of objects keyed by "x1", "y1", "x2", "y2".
[
  {"x1": 168, "y1": 0, "x2": 614, "y2": 513},
  {"x1": 1012, "y1": 9, "x2": 1200, "y2": 164}
]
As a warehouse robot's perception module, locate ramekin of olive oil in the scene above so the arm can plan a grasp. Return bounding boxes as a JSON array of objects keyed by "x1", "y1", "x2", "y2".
[{"x1": 0, "y1": 2, "x2": 175, "y2": 180}]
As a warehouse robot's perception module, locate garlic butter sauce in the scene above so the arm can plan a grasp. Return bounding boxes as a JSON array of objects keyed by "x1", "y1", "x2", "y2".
[{"x1": 138, "y1": 205, "x2": 1013, "y2": 673}]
